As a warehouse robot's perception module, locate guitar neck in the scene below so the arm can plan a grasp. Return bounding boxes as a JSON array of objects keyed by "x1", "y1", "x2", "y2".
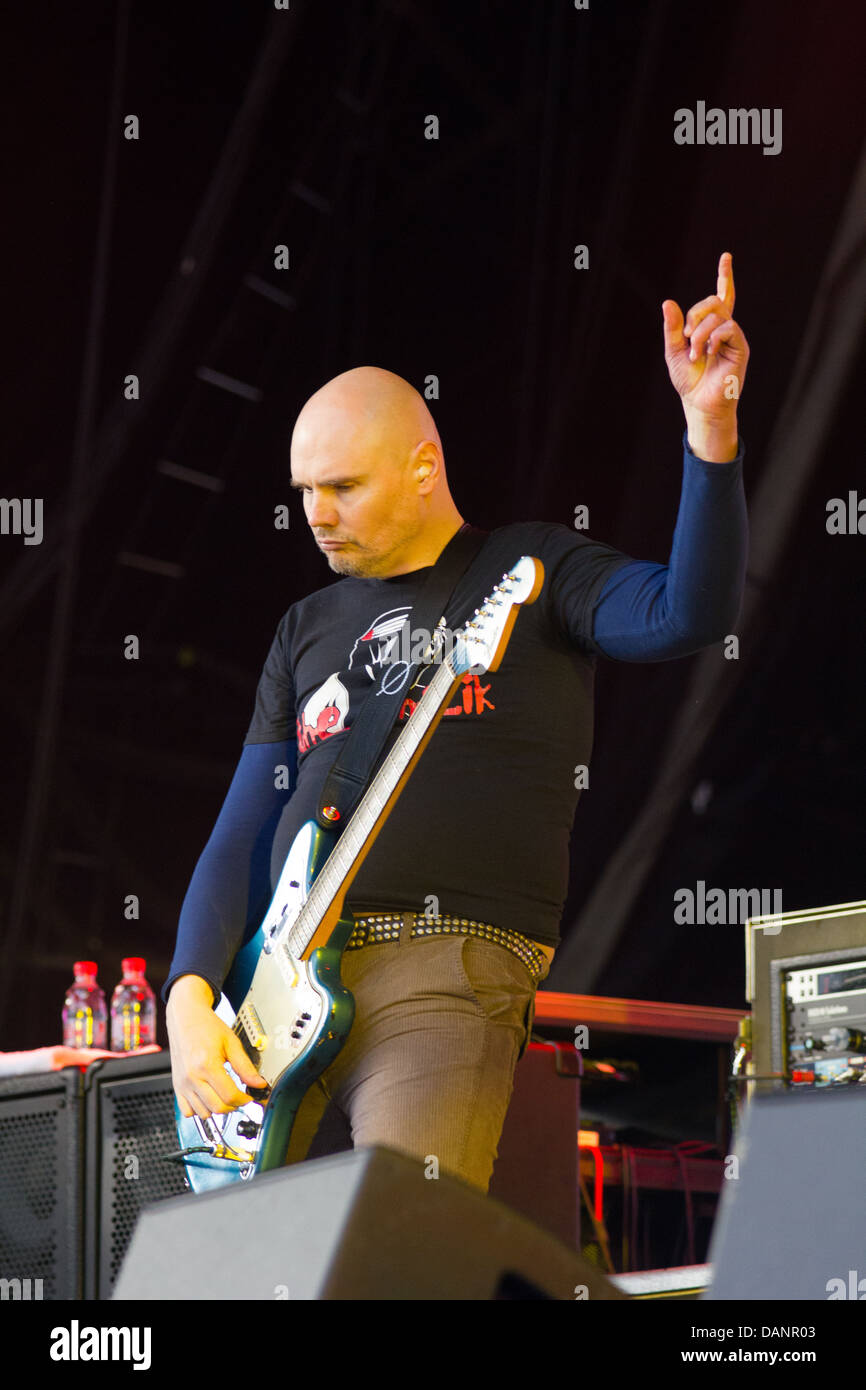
[{"x1": 287, "y1": 656, "x2": 460, "y2": 957}]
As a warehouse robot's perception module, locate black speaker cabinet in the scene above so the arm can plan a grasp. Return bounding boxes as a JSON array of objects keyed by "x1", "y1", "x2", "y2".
[
  {"x1": 706, "y1": 1086, "x2": 866, "y2": 1300},
  {"x1": 489, "y1": 1041, "x2": 581, "y2": 1250},
  {"x1": 0, "y1": 1068, "x2": 84, "y2": 1300},
  {"x1": 0, "y1": 1053, "x2": 188, "y2": 1302},
  {"x1": 114, "y1": 1144, "x2": 626, "y2": 1300},
  {"x1": 82, "y1": 1051, "x2": 188, "y2": 1299}
]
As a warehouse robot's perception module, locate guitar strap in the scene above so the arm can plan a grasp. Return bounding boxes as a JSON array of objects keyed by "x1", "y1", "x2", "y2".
[{"x1": 315, "y1": 522, "x2": 493, "y2": 831}]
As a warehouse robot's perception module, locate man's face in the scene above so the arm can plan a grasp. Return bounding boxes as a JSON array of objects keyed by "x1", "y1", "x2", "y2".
[{"x1": 291, "y1": 429, "x2": 424, "y2": 578}]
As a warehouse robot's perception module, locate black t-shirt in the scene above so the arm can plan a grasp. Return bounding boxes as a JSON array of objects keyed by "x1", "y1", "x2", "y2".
[{"x1": 242, "y1": 521, "x2": 635, "y2": 947}]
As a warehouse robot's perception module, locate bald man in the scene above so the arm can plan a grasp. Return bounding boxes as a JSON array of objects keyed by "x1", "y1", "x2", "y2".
[{"x1": 165, "y1": 255, "x2": 749, "y2": 1193}]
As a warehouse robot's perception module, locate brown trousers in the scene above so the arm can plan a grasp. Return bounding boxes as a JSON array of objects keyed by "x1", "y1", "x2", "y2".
[{"x1": 284, "y1": 930, "x2": 551, "y2": 1193}]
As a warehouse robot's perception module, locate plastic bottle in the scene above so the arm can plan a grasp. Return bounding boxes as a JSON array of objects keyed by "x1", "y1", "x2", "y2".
[
  {"x1": 110, "y1": 957, "x2": 157, "y2": 1051},
  {"x1": 62, "y1": 961, "x2": 108, "y2": 1049}
]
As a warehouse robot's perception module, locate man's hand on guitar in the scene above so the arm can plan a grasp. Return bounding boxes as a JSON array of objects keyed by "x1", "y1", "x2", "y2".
[{"x1": 166, "y1": 974, "x2": 268, "y2": 1118}]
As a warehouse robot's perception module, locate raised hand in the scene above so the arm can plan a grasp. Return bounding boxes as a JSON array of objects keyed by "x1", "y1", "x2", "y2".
[{"x1": 662, "y1": 252, "x2": 750, "y2": 460}]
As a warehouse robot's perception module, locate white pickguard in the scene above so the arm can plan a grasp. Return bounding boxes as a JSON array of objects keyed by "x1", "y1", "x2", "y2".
[{"x1": 191, "y1": 823, "x2": 331, "y2": 1168}]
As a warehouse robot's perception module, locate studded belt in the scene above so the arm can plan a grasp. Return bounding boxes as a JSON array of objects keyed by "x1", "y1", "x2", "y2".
[{"x1": 345, "y1": 911, "x2": 549, "y2": 984}]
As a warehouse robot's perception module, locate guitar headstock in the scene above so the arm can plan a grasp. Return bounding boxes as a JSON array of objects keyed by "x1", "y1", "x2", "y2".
[{"x1": 451, "y1": 556, "x2": 544, "y2": 675}]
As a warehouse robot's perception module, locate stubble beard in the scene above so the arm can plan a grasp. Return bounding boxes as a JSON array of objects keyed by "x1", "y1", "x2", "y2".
[
  {"x1": 317, "y1": 513, "x2": 424, "y2": 578},
  {"x1": 323, "y1": 547, "x2": 370, "y2": 577}
]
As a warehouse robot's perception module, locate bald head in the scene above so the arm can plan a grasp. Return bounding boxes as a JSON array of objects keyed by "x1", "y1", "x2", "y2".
[
  {"x1": 290, "y1": 366, "x2": 463, "y2": 577},
  {"x1": 292, "y1": 366, "x2": 443, "y2": 472}
]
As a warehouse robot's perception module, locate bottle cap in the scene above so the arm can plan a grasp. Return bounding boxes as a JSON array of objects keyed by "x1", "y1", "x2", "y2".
[
  {"x1": 73, "y1": 961, "x2": 98, "y2": 976},
  {"x1": 122, "y1": 957, "x2": 146, "y2": 974}
]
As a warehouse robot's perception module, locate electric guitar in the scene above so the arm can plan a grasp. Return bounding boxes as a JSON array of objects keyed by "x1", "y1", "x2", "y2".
[{"x1": 171, "y1": 555, "x2": 544, "y2": 1192}]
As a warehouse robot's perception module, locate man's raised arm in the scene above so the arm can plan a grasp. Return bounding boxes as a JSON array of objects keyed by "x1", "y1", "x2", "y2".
[{"x1": 590, "y1": 250, "x2": 750, "y2": 661}]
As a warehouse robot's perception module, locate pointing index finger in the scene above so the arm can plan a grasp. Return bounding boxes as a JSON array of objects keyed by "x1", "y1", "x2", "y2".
[{"x1": 717, "y1": 251, "x2": 735, "y2": 315}]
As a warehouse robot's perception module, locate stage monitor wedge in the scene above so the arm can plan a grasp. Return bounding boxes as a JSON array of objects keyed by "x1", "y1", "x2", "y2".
[
  {"x1": 705, "y1": 1086, "x2": 866, "y2": 1301},
  {"x1": 113, "y1": 1144, "x2": 626, "y2": 1301}
]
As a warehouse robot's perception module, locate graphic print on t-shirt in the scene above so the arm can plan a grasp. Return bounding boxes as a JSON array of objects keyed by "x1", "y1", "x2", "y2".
[
  {"x1": 400, "y1": 669, "x2": 495, "y2": 722},
  {"x1": 296, "y1": 671, "x2": 351, "y2": 752},
  {"x1": 348, "y1": 606, "x2": 411, "y2": 680},
  {"x1": 296, "y1": 605, "x2": 411, "y2": 752},
  {"x1": 295, "y1": 601, "x2": 499, "y2": 753}
]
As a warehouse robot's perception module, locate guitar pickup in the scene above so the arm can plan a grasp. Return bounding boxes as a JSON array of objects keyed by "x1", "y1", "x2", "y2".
[{"x1": 237, "y1": 1003, "x2": 266, "y2": 1052}]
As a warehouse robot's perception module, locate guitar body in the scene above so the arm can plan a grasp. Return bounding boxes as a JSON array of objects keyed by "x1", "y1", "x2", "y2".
[
  {"x1": 171, "y1": 554, "x2": 545, "y2": 1194},
  {"x1": 173, "y1": 819, "x2": 356, "y2": 1193}
]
